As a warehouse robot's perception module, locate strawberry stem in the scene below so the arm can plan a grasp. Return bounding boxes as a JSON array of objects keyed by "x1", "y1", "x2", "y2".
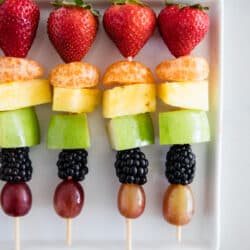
[
  {"x1": 165, "y1": 1, "x2": 209, "y2": 10},
  {"x1": 0, "y1": 0, "x2": 4, "y2": 4},
  {"x1": 111, "y1": 0, "x2": 147, "y2": 6},
  {"x1": 52, "y1": 0, "x2": 100, "y2": 16}
]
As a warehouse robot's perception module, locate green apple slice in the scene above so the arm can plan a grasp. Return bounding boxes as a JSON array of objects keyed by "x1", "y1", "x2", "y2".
[
  {"x1": 0, "y1": 107, "x2": 40, "y2": 148},
  {"x1": 107, "y1": 113, "x2": 154, "y2": 150},
  {"x1": 48, "y1": 114, "x2": 90, "y2": 149},
  {"x1": 159, "y1": 110, "x2": 210, "y2": 145}
]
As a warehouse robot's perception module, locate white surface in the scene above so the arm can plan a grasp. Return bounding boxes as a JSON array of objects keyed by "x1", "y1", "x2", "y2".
[
  {"x1": 221, "y1": 1, "x2": 250, "y2": 250},
  {"x1": 0, "y1": 0, "x2": 225, "y2": 249}
]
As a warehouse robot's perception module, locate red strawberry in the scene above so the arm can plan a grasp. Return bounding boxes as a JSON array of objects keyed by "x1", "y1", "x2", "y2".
[
  {"x1": 0, "y1": 0, "x2": 40, "y2": 58},
  {"x1": 103, "y1": 0, "x2": 156, "y2": 58},
  {"x1": 47, "y1": 0, "x2": 99, "y2": 63},
  {"x1": 158, "y1": 3, "x2": 209, "y2": 57}
]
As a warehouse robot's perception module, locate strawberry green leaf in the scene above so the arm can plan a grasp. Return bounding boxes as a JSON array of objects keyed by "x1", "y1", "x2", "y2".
[
  {"x1": 190, "y1": 3, "x2": 209, "y2": 11},
  {"x1": 165, "y1": 1, "x2": 186, "y2": 8},
  {"x1": 0, "y1": 0, "x2": 5, "y2": 4},
  {"x1": 52, "y1": 0, "x2": 100, "y2": 16},
  {"x1": 165, "y1": 1, "x2": 209, "y2": 10},
  {"x1": 111, "y1": 0, "x2": 147, "y2": 6}
]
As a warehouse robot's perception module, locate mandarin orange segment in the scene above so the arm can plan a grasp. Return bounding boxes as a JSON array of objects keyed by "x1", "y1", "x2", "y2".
[
  {"x1": 156, "y1": 56, "x2": 209, "y2": 82},
  {"x1": 0, "y1": 57, "x2": 44, "y2": 83},
  {"x1": 49, "y1": 62, "x2": 99, "y2": 89},
  {"x1": 103, "y1": 61, "x2": 155, "y2": 86}
]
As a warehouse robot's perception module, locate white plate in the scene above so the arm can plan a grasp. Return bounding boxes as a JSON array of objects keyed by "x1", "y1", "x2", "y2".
[{"x1": 0, "y1": 0, "x2": 223, "y2": 249}]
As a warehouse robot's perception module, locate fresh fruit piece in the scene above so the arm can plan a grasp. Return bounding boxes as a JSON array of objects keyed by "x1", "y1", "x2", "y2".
[
  {"x1": 118, "y1": 184, "x2": 145, "y2": 219},
  {"x1": 0, "y1": 148, "x2": 33, "y2": 182},
  {"x1": 163, "y1": 184, "x2": 194, "y2": 226},
  {"x1": 53, "y1": 87, "x2": 101, "y2": 113},
  {"x1": 158, "y1": 81, "x2": 209, "y2": 111},
  {"x1": 1, "y1": 182, "x2": 32, "y2": 217},
  {"x1": 156, "y1": 56, "x2": 209, "y2": 81},
  {"x1": 159, "y1": 110, "x2": 210, "y2": 145},
  {"x1": 115, "y1": 148, "x2": 149, "y2": 185},
  {"x1": 103, "y1": 61, "x2": 154, "y2": 86},
  {"x1": 57, "y1": 149, "x2": 88, "y2": 181},
  {"x1": 165, "y1": 145, "x2": 196, "y2": 185},
  {"x1": 47, "y1": 0, "x2": 98, "y2": 63},
  {"x1": 0, "y1": 57, "x2": 44, "y2": 82},
  {"x1": 158, "y1": 3, "x2": 209, "y2": 57},
  {"x1": 0, "y1": 79, "x2": 51, "y2": 111},
  {"x1": 0, "y1": 108, "x2": 40, "y2": 148},
  {"x1": 108, "y1": 113, "x2": 154, "y2": 151},
  {"x1": 48, "y1": 113, "x2": 90, "y2": 149},
  {"x1": 103, "y1": 84, "x2": 156, "y2": 118},
  {"x1": 49, "y1": 62, "x2": 99, "y2": 88},
  {"x1": 103, "y1": 0, "x2": 156, "y2": 58},
  {"x1": 54, "y1": 180, "x2": 84, "y2": 218},
  {"x1": 0, "y1": 0, "x2": 40, "y2": 57}
]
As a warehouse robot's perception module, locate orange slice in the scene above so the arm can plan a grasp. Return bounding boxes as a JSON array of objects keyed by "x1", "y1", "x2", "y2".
[
  {"x1": 103, "y1": 61, "x2": 155, "y2": 86},
  {"x1": 0, "y1": 57, "x2": 44, "y2": 82},
  {"x1": 49, "y1": 62, "x2": 99, "y2": 88},
  {"x1": 156, "y1": 56, "x2": 209, "y2": 82}
]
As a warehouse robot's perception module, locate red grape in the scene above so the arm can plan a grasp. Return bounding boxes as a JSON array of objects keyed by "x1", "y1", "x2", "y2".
[
  {"x1": 163, "y1": 184, "x2": 194, "y2": 226},
  {"x1": 118, "y1": 184, "x2": 145, "y2": 219},
  {"x1": 1, "y1": 182, "x2": 32, "y2": 217},
  {"x1": 54, "y1": 180, "x2": 84, "y2": 218}
]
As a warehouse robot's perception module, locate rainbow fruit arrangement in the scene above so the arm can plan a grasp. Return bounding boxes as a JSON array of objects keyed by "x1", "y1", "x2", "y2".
[
  {"x1": 46, "y1": 0, "x2": 100, "y2": 245},
  {"x1": 103, "y1": 0, "x2": 156, "y2": 230},
  {"x1": 156, "y1": 2, "x2": 210, "y2": 240},
  {"x1": 0, "y1": 0, "x2": 212, "y2": 248},
  {"x1": 0, "y1": 0, "x2": 51, "y2": 240}
]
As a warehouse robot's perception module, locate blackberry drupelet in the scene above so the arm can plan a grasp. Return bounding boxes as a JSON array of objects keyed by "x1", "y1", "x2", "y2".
[
  {"x1": 165, "y1": 144, "x2": 196, "y2": 185},
  {"x1": 0, "y1": 147, "x2": 32, "y2": 182},
  {"x1": 115, "y1": 148, "x2": 149, "y2": 185},
  {"x1": 57, "y1": 149, "x2": 88, "y2": 181}
]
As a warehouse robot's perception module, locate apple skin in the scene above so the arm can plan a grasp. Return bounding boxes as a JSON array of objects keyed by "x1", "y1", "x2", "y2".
[
  {"x1": 107, "y1": 113, "x2": 154, "y2": 150},
  {"x1": 47, "y1": 114, "x2": 90, "y2": 149},
  {"x1": 159, "y1": 110, "x2": 210, "y2": 145},
  {"x1": 0, "y1": 107, "x2": 40, "y2": 148}
]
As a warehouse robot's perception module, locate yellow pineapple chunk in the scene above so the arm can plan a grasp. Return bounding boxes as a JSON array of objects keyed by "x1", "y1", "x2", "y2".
[
  {"x1": 103, "y1": 83, "x2": 156, "y2": 118},
  {"x1": 53, "y1": 87, "x2": 101, "y2": 113},
  {"x1": 158, "y1": 81, "x2": 209, "y2": 110},
  {"x1": 0, "y1": 79, "x2": 51, "y2": 111}
]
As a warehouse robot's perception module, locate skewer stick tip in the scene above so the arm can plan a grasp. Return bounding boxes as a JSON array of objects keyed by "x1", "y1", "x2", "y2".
[
  {"x1": 126, "y1": 218, "x2": 132, "y2": 250},
  {"x1": 66, "y1": 218, "x2": 72, "y2": 247},
  {"x1": 127, "y1": 56, "x2": 133, "y2": 62},
  {"x1": 176, "y1": 226, "x2": 182, "y2": 243},
  {"x1": 15, "y1": 217, "x2": 20, "y2": 250}
]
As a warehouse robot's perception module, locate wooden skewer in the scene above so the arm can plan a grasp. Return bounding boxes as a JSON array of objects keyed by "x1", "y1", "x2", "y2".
[
  {"x1": 176, "y1": 226, "x2": 182, "y2": 243},
  {"x1": 127, "y1": 56, "x2": 133, "y2": 62},
  {"x1": 15, "y1": 217, "x2": 20, "y2": 250},
  {"x1": 66, "y1": 218, "x2": 72, "y2": 246},
  {"x1": 126, "y1": 219, "x2": 132, "y2": 250}
]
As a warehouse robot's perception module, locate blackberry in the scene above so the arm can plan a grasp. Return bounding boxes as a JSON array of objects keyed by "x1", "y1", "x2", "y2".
[
  {"x1": 57, "y1": 149, "x2": 88, "y2": 181},
  {"x1": 165, "y1": 144, "x2": 196, "y2": 185},
  {"x1": 115, "y1": 148, "x2": 149, "y2": 185},
  {"x1": 0, "y1": 147, "x2": 32, "y2": 182}
]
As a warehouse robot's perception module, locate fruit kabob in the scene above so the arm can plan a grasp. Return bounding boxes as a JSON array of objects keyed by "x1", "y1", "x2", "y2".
[
  {"x1": 156, "y1": 2, "x2": 210, "y2": 241},
  {"x1": 103, "y1": 1, "x2": 156, "y2": 249},
  {"x1": 0, "y1": 0, "x2": 51, "y2": 249},
  {"x1": 46, "y1": 0, "x2": 100, "y2": 245}
]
